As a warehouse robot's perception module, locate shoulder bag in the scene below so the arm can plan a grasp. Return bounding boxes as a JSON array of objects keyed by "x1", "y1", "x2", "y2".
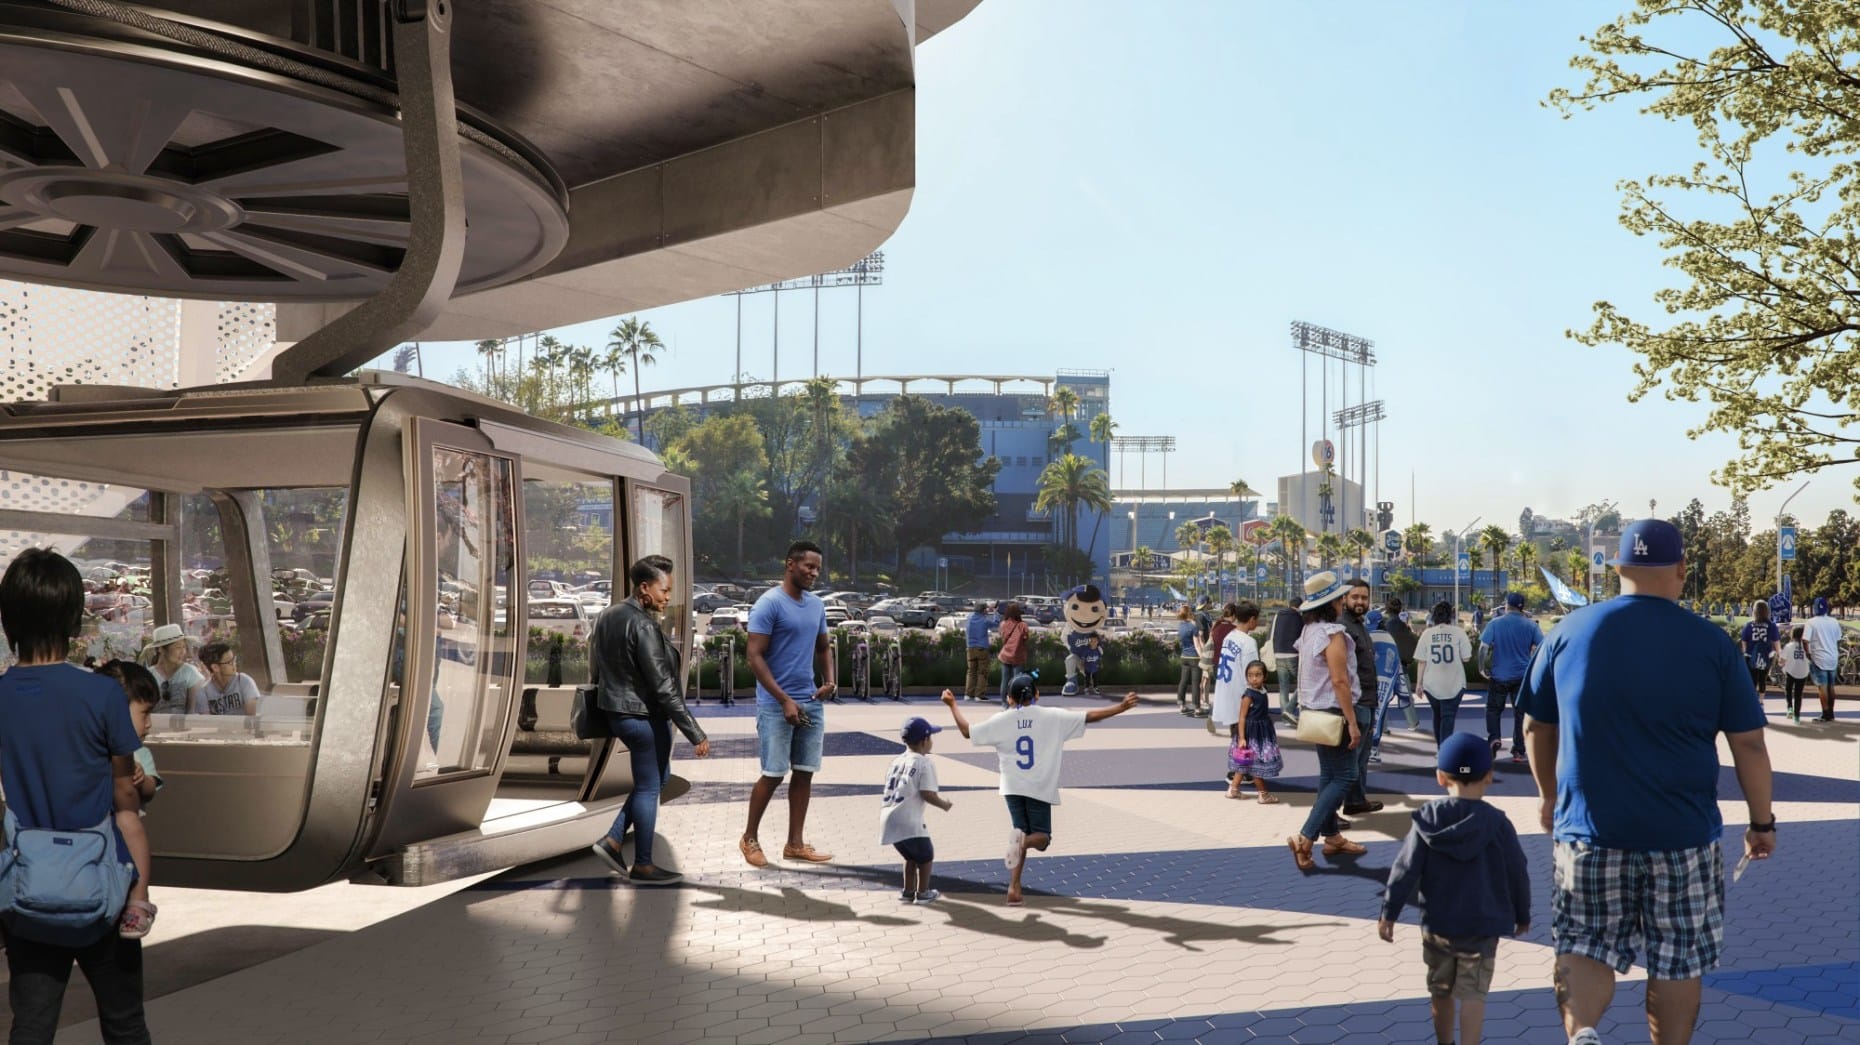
[
  {"x1": 1294, "y1": 708, "x2": 1346, "y2": 747},
  {"x1": 0, "y1": 808, "x2": 135, "y2": 947}
]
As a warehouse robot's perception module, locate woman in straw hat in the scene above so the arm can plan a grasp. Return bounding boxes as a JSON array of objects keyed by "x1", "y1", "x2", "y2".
[
  {"x1": 1286, "y1": 570, "x2": 1368, "y2": 871},
  {"x1": 141, "y1": 623, "x2": 205, "y2": 714}
]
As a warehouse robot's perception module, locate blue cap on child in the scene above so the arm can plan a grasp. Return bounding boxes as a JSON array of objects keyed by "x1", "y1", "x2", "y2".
[
  {"x1": 901, "y1": 717, "x2": 942, "y2": 744},
  {"x1": 1438, "y1": 732, "x2": 1493, "y2": 782}
]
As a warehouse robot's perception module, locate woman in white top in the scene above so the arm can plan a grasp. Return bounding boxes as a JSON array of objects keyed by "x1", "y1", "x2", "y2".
[
  {"x1": 1286, "y1": 571, "x2": 1365, "y2": 871},
  {"x1": 1414, "y1": 601, "x2": 1473, "y2": 751},
  {"x1": 141, "y1": 623, "x2": 204, "y2": 714}
]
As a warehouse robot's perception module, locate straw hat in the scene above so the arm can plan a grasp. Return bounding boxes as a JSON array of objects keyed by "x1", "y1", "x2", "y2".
[
  {"x1": 140, "y1": 622, "x2": 192, "y2": 657},
  {"x1": 1298, "y1": 571, "x2": 1348, "y2": 612}
]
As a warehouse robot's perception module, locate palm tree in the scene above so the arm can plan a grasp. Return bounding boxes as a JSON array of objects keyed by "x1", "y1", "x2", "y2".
[
  {"x1": 712, "y1": 470, "x2": 770, "y2": 574},
  {"x1": 1479, "y1": 525, "x2": 1511, "y2": 600},
  {"x1": 1268, "y1": 514, "x2": 1308, "y2": 594},
  {"x1": 1513, "y1": 541, "x2": 1539, "y2": 589},
  {"x1": 475, "y1": 339, "x2": 502, "y2": 388},
  {"x1": 566, "y1": 344, "x2": 597, "y2": 419},
  {"x1": 1090, "y1": 412, "x2": 1117, "y2": 479},
  {"x1": 1204, "y1": 523, "x2": 1234, "y2": 601},
  {"x1": 1346, "y1": 528, "x2": 1375, "y2": 580},
  {"x1": 606, "y1": 317, "x2": 666, "y2": 442},
  {"x1": 1314, "y1": 532, "x2": 1344, "y2": 570},
  {"x1": 1034, "y1": 453, "x2": 1112, "y2": 583},
  {"x1": 1565, "y1": 549, "x2": 1590, "y2": 588},
  {"x1": 1403, "y1": 522, "x2": 1434, "y2": 569},
  {"x1": 1133, "y1": 544, "x2": 1154, "y2": 571},
  {"x1": 1048, "y1": 385, "x2": 1081, "y2": 455}
]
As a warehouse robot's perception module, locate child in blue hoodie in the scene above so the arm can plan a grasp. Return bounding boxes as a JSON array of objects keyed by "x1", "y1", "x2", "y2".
[{"x1": 1378, "y1": 732, "x2": 1530, "y2": 1045}]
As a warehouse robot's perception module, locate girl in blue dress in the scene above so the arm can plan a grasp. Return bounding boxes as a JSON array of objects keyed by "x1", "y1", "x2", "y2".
[{"x1": 1234, "y1": 660, "x2": 1284, "y2": 802}]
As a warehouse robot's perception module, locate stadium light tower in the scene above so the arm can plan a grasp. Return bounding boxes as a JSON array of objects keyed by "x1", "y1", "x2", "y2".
[
  {"x1": 1292, "y1": 322, "x2": 1376, "y2": 535},
  {"x1": 723, "y1": 251, "x2": 885, "y2": 399}
]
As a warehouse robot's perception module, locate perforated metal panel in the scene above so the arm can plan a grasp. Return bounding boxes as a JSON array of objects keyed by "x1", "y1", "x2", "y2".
[{"x1": 0, "y1": 278, "x2": 276, "y2": 400}]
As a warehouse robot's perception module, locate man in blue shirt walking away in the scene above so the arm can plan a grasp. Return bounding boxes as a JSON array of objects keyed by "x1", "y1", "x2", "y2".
[
  {"x1": 1479, "y1": 591, "x2": 1542, "y2": 764},
  {"x1": 1521, "y1": 519, "x2": 1775, "y2": 1045},
  {"x1": 964, "y1": 602, "x2": 1000, "y2": 702}
]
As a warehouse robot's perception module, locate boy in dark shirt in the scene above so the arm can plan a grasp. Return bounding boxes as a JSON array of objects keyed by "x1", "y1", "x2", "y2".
[{"x1": 1379, "y1": 732, "x2": 1531, "y2": 1045}]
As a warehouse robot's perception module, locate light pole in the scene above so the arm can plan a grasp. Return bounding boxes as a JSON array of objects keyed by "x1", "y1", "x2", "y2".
[
  {"x1": 1167, "y1": 510, "x2": 1176, "y2": 602},
  {"x1": 1452, "y1": 515, "x2": 1481, "y2": 613},
  {"x1": 1581, "y1": 499, "x2": 1617, "y2": 602},
  {"x1": 1776, "y1": 480, "x2": 1810, "y2": 596}
]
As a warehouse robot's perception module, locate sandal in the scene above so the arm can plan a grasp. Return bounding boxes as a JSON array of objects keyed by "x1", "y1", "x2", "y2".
[
  {"x1": 1322, "y1": 837, "x2": 1367, "y2": 858},
  {"x1": 1286, "y1": 835, "x2": 1315, "y2": 872},
  {"x1": 119, "y1": 899, "x2": 157, "y2": 940},
  {"x1": 1257, "y1": 794, "x2": 1281, "y2": 805}
]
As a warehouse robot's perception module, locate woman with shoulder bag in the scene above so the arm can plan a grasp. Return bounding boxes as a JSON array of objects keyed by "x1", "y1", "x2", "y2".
[
  {"x1": 587, "y1": 555, "x2": 710, "y2": 884},
  {"x1": 995, "y1": 602, "x2": 1030, "y2": 703},
  {"x1": 1286, "y1": 571, "x2": 1367, "y2": 871}
]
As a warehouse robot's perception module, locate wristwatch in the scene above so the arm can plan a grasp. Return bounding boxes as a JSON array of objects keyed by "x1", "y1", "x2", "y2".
[{"x1": 1749, "y1": 818, "x2": 1777, "y2": 833}]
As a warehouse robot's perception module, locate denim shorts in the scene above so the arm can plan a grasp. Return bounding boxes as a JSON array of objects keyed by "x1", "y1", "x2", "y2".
[
  {"x1": 756, "y1": 699, "x2": 826, "y2": 777},
  {"x1": 1810, "y1": 666, "x2": 1836, "y2": 687},
  {"x1": 1552, "y1": 840, "x2": 1724, "y2": 980},
  {"x1": 1003, "y1": 794, "x2": 1053, "y2": 836}
]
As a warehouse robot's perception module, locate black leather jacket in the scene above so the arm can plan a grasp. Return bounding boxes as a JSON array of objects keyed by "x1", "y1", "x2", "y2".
[{"x1": 589, "y1": 598, "x2": 706, "y2": 745}]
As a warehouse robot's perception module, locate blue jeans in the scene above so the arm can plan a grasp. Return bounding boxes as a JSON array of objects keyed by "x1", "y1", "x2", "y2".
[
  {"x1": 1425, "y1": 692, "x2": 1464, "y2": 749},
  {"x1": 1345, "y1": 705, "x2": 1375, "y2": 806},
  {"x1": 1276, "y1": 655, "x2": 1299, "y2": 722},
  {"x1": 1000, "y1": 665, "x2": 1024, "y2": 702},
  {"x1": 1299, "y1": 723, "x2": 1360, "y2": 842},
  {"x1": 604, "y1": 713, "x2": 672, "y2": 867},
  {"x1": 756, "y1": 700, "x2": 826, "y2": 775},
  {"x1": 426, "y1": 690, "x2": 444, "y2": 753},
  {"x1": 1485, "y1": 678, "x2": 1524, "y2": 755}
]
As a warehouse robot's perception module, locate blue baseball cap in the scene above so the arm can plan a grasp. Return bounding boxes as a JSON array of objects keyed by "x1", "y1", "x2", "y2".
[
  {"x1": 1612, "y1": 518, "x2": 1684, "y2": 568},
  {"x1": 1438, "y1": 732, "x2": 1493, "y2": 781},
  {"x1": 1814, "y1": 596, "x2": 1830, "y2": 616},
  {"x1": 901, "y1": 717, "x2": 942, "y2": 744},
  {"x1": 1365, "y1": 609, "x2": 1385, "y2": 631},
  {"x1": 1505, "y1": 591, "x2": 1526, "y2": 609}
]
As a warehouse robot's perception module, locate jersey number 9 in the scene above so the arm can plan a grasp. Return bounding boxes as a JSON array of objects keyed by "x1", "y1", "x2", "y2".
[{"x1": 1015, "y1": 735, "x2": 1035, "y2": 770}]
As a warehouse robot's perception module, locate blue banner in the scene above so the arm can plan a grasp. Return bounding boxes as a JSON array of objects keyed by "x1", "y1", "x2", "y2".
[{"x1": 1540, "y1": 566, "x2": 1589, "y2": 608}]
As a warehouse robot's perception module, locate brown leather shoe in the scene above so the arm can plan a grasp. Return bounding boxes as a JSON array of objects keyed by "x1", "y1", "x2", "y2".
[
  {"x1": 782, "y1": 842, "x2": 833, "y2": 863},
  {"x1": 738, "y1": 836, "x2": 768, "y2": 868},
  {"x1": 1322, "y1": 837, "x2": 1367, "y2": 858},
  {"x1": 1286, "y1": 835, "x2": 1315, "y2": 872}
]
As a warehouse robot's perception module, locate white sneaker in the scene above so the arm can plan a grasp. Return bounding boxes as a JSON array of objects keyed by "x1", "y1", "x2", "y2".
[
  {"x1": 1569, "y1": 1028, "x2": 1603, "y2": 1045},
  {"x1": 1005, "y1": 827, "x2": 1026, "y2": 870},
  {"x1": 913, "y1": 889, "x2": 942, "y2": 905}
]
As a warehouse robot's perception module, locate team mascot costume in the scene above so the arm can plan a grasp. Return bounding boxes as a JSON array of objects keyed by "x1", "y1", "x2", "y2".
[{"x1": 1060, "y1": 583, "x2": 1109, "y2": 696}]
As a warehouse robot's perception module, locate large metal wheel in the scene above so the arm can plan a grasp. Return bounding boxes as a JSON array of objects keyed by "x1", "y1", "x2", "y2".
[{"x1": 0, "y1": 10, "x2": 567, "y2": 302}]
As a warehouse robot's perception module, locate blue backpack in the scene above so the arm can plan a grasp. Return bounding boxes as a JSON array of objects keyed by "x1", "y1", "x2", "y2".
[{"x1": 0, "y1": 807, "x2": 135, "y2": 947}]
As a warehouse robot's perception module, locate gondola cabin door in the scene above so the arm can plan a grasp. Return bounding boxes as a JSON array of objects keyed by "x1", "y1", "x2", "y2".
[{"x1": 367, "y1": 419, "x2": 522, "y2": 858}]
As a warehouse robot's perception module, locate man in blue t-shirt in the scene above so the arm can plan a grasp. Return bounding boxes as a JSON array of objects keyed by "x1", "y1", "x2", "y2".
[
  {"x1": 739, "y1": 540, "x2": 836, "y2": 868},
  {"x1": 1520, "y1": 519, "x2": 1774, "y2": 1045},
  {"x1": 0, "y1": 549, "x2": 154, "y2": 1040},
  {"x1": 1478, "y1": 591, "x2": 1542, "y2": 764},
  {"x1": 963, "y1": 602, "x2": 1000, "y2": 702}
]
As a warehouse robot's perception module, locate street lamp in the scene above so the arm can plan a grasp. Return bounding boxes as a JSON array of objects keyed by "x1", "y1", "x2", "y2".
[
  {"x1": 1451, "y1": 515, "x2": 1481, "y2": 614},
  {"x1": 1581, "y1": 500, "x2": 1618, "y2": 602},
  {"x1": 1167, "y1": 510, "x2": 1176, "y2": 600},
  {"x1": 1776, "y1": 480, "x2": 1809, "y2": 596}
]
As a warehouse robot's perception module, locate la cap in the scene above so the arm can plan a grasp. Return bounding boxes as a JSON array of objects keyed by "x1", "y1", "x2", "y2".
[
  {"x1": 901, "y1": 717, "x2": 942, "y2": 744},
  {"x1": 1438, "y1": 732, "x2": 1493, "y2": 781},
  {"x1": 1612, "y1": 518, "x2": 1685, "y2": 568},
  {"x1": 1505, "y1": 591, "x2": 1526, "y2": 609}
]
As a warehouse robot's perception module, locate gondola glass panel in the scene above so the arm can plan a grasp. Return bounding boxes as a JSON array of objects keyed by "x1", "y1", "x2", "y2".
[
  {"x1": 629, "y1": 486, "x2": 690, "y2": 650},
  {"x1": 415, "y1": 446, "x2": 518, "y2": 781}
]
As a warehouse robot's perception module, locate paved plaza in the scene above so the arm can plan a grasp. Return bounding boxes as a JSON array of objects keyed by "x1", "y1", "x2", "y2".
[{"x1": 28, "y1": 690, "x2": 1860, "y2": 1044}]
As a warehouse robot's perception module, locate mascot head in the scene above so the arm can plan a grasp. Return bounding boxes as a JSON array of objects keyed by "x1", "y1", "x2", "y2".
[{"x1": 1062, "y1": 584, "x2": 1107, "y2": 631}]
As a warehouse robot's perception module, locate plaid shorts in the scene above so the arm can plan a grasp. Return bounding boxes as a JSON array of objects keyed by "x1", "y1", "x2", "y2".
[{"x1": 1552, "y1": 841, "x2": 1725, "y2": 980}]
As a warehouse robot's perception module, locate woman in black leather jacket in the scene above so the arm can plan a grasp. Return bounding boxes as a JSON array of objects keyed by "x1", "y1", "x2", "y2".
[{"x1": 588, "y1": 554, "x2": 710, "y2": 883}]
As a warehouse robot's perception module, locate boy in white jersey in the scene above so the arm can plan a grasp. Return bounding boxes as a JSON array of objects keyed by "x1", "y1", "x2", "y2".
[
  {"x1": 941, "y1": 675, "x2": 1138, "y2": 905},
  {"x1": 879, "y1": 716, "x2": 953, "y2": 904}
]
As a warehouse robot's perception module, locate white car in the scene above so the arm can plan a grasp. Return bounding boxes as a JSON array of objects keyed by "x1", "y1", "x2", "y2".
[
  {"x1": 708, "y1": 607, "x2": 748, "y2": 634},
  {"x1": 934, "y1": 614, "x2": 968, "y2": 632},
  {"x1": 527, "y1": 597, "x2": 589, "y2": 636},
  {"x1": 865, "y1": 614, "x2": 900, "y2": 634}
]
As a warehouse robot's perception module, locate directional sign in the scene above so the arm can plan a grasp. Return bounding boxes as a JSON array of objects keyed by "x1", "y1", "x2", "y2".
[
  {"x1": 937, "y1": 556, "x2": 948, "y2": 569},
  {"x1": 1780, "y1": 526, "x2": 1797, "y2": 561},
  {"x1": 1590, "y1": 548, "x2": 1605, "y2": 575},
  {"x1": 1382, "y1": 529, "x2": 1403, "y2": 555},
  {"x1": 1256, "y1": 564, "x2": 1268, "y2": 582},
  {"x1": 1456, "y1": 553, "x2": 1471, "y2": 576}
]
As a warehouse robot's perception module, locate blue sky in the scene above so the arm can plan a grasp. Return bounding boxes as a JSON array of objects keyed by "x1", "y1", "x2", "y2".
[{"x1": 405, "y1": 1, "x2": 1855, "y2": 534}]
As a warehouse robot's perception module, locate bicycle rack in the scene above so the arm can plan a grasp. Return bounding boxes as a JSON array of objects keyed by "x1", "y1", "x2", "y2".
[
  {"x1": 825, "y1": 632, "x2": 842, "y2": 701},
  {"x1": 882, "y1": 637, "x2": 904, "y2": 700},
  {"x1": 717, "y1": 636, "x2": 737, "y2": 706},
  {"x1": 850, "y1": 637, "x2": 871, "y2": 701}
]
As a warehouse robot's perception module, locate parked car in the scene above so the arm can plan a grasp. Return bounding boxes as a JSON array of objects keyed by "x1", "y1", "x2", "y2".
[
  {"x1": 292, "y1": 589, "x2": 336, "y2": 622},
  {"x1": 934, "y1": 614, "x2": 969, "y2": 632},
  {"x1": 867, "y1": 598, "x2": 935, "y2": 628},
  {"x1": 527, "y1": 578, "x2": 571, "y2": 600},
  {"x1": 707, "y1": 606, "x2": 748, "y2": 635},
  {"x1": 527, "y1": 597, "x2": 589, "y2": 636},
  {"x1": 837, "y1": 620, "x2": 871, "y2": 639},
  {"x1": 864, "y1": 614, "x2": 900, "y2": 634},
  {"x1": 823, "y1": 603, "x2": 854, "y2": 627},
  {"x1": 693, "y1": 591, "x2": 738, "y2": 614}
]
